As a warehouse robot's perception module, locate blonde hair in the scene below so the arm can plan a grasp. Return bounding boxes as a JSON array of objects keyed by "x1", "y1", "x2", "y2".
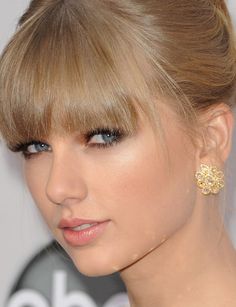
[{"x1": 0, "y1": 0, "x2": 235, "y2": 149}]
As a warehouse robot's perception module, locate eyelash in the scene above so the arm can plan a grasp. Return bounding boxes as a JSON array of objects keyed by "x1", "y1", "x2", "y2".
[
  {"x1": 13, "y1": 128, "x2": 126, "y2": 159},
  {"x1": 84, "y1": 128, "x2": 125, "y2": 148}
]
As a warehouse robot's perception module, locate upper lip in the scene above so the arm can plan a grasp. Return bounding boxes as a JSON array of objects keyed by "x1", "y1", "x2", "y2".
[{"x1": 58, "y1": 218, "x2": 106, "y2": 229}]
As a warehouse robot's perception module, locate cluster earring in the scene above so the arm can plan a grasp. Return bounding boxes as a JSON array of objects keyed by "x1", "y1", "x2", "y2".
[{"x1": 195, "y1": 164, "x2": 224, "y2": 195}]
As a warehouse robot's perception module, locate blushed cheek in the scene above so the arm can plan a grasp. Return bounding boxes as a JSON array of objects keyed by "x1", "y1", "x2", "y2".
[
  {"x1": 100, "y1": 142, "x2": 195, "y2": 264},
  {"x1": 100, "y1": 144, "x2": 166, "y2": 206}
]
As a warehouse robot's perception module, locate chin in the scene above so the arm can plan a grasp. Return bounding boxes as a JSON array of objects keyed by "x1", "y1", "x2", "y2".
[
  {"x1": 63, "y1": 245, "x2": 124, "y2": 277},
  {"x1": 71, "y1": 254, "x2": 122, "y2": 277}
]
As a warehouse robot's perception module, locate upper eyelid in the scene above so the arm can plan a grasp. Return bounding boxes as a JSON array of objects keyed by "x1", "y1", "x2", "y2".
[
  {"x1": 10, "y1": 127, "x2": 125, "y2": 152},
  {"x1": 10, "y1": 140, "x2": 50, "y2": 152},
  {"x1": 85, "y1": 128, "x2": 123, "y2": 138},
  {"x1": 85, "y1": 129, "x2": 123, "y2": 142}
]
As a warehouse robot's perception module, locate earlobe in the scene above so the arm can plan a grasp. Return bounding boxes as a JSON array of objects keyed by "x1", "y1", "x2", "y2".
[{"x1": 197, "y1": 103, "x2": 234, "y2": 164}]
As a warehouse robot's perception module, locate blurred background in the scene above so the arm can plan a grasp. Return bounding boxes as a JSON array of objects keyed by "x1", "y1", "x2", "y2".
[{"x1": 0, "y1": 1, "x2": 235, "y2": 306}]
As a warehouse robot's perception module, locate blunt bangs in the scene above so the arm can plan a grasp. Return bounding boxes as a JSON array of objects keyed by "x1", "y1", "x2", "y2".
[
  {"x1": 1, "y1": 0, "x2": 235, "y2": 151},
  {"x1": 0, "y1": 1, "x2": 159, "y2": 150}
]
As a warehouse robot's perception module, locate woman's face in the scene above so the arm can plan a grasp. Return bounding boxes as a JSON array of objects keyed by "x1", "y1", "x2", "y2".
[{"x1": 24, "y1": 103, "x2": 197, "y2": 276}]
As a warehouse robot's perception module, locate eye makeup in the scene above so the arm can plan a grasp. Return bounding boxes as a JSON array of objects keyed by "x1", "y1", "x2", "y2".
[
  {"x1": 11, "y1": 140, "x2": 51, "y2": 159},
  {"x1": 84, "y1": 127, "x2": 126, "y2": 148},
  {"x1": 10, "y1": 127, "x2": 127, "y2": 159}
]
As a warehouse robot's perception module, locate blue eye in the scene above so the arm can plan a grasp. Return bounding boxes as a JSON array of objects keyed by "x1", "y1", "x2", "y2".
[
  {"x1": 11, "y1": 128, "x2": 126, "y2": 158},
  {"x1": 26, "y1": 142, "x2": 51, "y2": 154},
  {"x1": 85, "y1": 128, "x2": 125, "y2": 148},
  {"x1": 13, "y1": 141, "x2": 51, "y2": 159}
]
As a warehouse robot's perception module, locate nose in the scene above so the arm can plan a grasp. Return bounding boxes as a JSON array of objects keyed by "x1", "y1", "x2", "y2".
[{"x1": 45, "y1": 151, "x2": 88, "y2": 206}]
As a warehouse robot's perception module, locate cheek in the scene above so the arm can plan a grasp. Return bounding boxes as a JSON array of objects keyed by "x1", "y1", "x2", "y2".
[
  {"x1": 92, "y1": 135, "x2": 194, "y2": 227},
  {"x1": 82, "y1": 138, "x2": 195, "y2": 271}
]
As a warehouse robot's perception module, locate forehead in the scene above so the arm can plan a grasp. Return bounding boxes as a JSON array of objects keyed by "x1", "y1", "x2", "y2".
[{"x1": 0, "y1": 25, "x2": 152, "y2": 148}]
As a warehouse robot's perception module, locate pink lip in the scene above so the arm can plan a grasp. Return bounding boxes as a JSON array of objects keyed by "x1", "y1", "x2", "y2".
[
  {"x1": 58, "y1": 218, "x2": 110, "y2": 247},
  {"x1": 58, "y1": 218, "x2": 103, "y2": 229}
]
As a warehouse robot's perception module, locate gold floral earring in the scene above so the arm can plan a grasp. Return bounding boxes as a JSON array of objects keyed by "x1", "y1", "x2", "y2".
[{"x1": 195, "y1": 164, "x2": 224, "y2": 195}]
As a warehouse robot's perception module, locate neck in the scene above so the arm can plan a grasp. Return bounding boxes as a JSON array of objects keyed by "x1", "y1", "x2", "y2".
[{"x1": 120, "y1": 197, "x2": 236, "y2": 307}]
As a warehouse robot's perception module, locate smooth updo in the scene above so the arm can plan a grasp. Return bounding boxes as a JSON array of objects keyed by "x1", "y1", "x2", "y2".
[{"x1": 0, "y1": 0, "x2": 235, "y2": 148}]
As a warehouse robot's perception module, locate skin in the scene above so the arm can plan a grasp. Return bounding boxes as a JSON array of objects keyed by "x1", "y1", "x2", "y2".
[{"x1": 23, "y1": 102, "x2": 236, "y2": 307}]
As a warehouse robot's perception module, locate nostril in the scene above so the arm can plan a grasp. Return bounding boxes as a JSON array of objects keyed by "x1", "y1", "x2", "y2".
[
  {"x1": 45, "y1": 184, "x2": 67, "y2": 205},
  {"x1": 45, "y1": 168, "x2": 88, "y2": 206}
]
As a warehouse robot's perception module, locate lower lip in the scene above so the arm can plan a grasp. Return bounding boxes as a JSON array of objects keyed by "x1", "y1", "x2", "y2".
[{"x1": 62, "y1": 221, "x2": 110, "y2": 247}]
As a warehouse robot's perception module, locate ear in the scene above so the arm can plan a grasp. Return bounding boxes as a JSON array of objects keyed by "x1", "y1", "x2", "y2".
[{"x1": 196, "y1": 103, "x2": 234, "y2": 165}]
